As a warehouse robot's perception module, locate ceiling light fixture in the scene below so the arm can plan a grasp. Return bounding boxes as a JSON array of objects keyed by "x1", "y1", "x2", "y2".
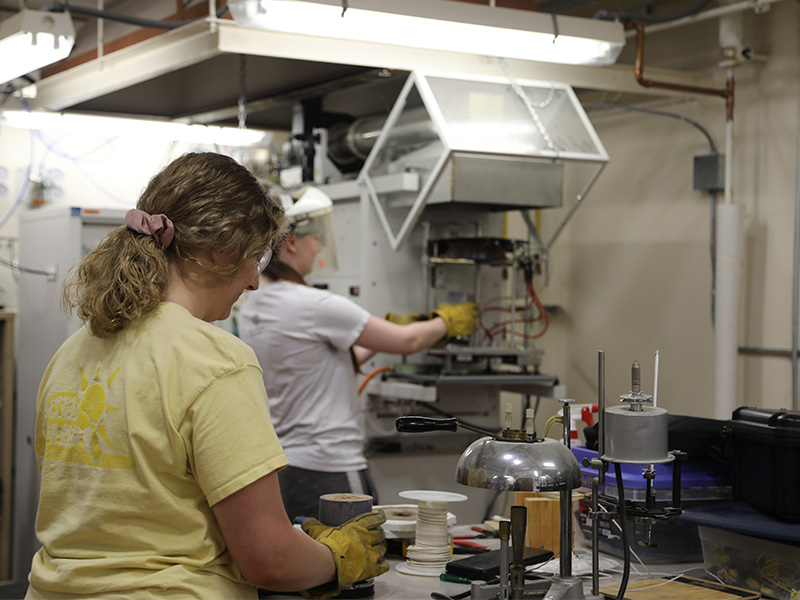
[
  {"x1": 0, "y1": 110, "x2": 273, "y2": 147},
  {"x1": 228, "y1": 0, "x2": 625, "y2": 67},
  {"x1": 0, "y1": 9, "x2": 75, "y2": 85}
]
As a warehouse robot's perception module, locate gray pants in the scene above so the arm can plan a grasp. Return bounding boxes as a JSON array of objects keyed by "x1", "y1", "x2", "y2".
[{"x1": 277, "y1": 465, "x2": 379, "y2": 523}]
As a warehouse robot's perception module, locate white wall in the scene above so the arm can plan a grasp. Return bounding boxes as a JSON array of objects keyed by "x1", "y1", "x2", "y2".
[
  {"x1": 506, "y1": 0, "x2": 800, "y2": 418},
  {"x1": 0, "y1": 127, "x2": 182, "y2": 309},
  {"x1": 0, "y1": 125, "x2": 283, "y2": 309}
]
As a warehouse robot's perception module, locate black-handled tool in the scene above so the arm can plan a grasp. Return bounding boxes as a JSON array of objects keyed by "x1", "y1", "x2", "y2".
[
  {"x1": 395, "y1": 415, "x2": 497, "y2": 437},
  {"x1": 396, "y1": 416, "x2": 458, "y2": 433}
]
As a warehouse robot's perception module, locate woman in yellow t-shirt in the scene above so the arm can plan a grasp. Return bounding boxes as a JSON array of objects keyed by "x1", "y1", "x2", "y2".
[{"x1": 26, "y1": 152, "x2": 386, "y2": 600}]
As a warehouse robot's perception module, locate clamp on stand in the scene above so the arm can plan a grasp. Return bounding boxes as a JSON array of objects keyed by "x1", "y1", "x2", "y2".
[{"x1": 468, "y1": 505, "x2": 590, "y2": 600}]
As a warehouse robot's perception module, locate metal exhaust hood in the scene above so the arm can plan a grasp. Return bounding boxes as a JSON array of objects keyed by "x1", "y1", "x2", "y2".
[{"x1": 357, "y1": 71, "x2": 610, "y2": 251}]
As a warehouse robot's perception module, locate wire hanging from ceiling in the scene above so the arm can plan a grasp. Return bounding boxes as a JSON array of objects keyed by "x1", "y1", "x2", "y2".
[{"x1": 40, "y1": 1, "x2": 231, "y2": 30}]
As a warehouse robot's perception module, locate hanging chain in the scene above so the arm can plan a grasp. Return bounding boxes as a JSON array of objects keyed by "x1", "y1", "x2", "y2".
[{"x1": 499, "y1": 58, "x2": 559, "y2": 155}]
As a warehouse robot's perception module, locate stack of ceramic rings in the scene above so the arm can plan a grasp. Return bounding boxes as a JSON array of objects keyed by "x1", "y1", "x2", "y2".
[
  {"x1": 405, "y1": 499, "x2": 452, "y2": 573},
  {"x1": 395, "y1": 490, "x2": 468, "y2": 577}
]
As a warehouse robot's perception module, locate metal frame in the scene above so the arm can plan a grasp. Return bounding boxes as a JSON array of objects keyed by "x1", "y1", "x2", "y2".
[
  {"x1": 27, "y1": 18, "x2": 722, "y2": 115},
  {"x1": 358, "y1": 70, "x2": 611, "y2": 251}
]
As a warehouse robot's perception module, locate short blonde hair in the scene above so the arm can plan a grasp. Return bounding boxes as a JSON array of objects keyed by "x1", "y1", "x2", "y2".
[{"x1": 64, "y1": 152, "x2": 286, "y2": 337}]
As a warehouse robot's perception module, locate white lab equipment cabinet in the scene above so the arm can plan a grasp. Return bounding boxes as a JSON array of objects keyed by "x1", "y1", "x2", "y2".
[{"x1": 10, "y1": 206, "x2": 125, "y2": 590}]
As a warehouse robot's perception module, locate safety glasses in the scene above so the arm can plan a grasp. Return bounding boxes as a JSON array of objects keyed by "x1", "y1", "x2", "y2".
[{"x1": 256, "y1": 248, "x2": 273, "y2": 274}]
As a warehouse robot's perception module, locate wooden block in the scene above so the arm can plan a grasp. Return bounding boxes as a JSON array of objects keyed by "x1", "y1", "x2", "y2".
[
  {"x1": 480, "y1": 520, "x2": 500, "y2": 533},
  {"x1": 513, "y1": 492, "x2": 539, "y2": 508},
  {"x1": 599, "y1": 576, "x2": 760, "y2": 600},
  {"x1": 524, "y1": 495, "x2": 561, "y2": 555},
  {"x1": 512, "y1": 492, "x2": 575, "y2": 556}
]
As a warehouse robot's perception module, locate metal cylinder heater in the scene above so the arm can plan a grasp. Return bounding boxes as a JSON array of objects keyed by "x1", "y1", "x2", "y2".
[
  {"x1": 602, "y1": 405, "x2": 671, "y2": 464},
  {"x1": 601, "y1": 360, "x2": 673, "y2": 464}
]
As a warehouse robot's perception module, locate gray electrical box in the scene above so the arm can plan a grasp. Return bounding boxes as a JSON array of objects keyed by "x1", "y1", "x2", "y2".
[{"x1": 693, "y1": 154, "x2": 725, "y2": 192}]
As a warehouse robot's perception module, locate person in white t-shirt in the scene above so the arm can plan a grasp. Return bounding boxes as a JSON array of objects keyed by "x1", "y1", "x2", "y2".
[
  {"x1": 27, "y1": 153, "x2": 387, "y2": 600},
  {"x1": 238, "y1": 187, "x2": 478, "y2": 522}
]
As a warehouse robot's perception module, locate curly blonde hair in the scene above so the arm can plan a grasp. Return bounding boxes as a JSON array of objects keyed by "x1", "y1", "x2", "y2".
[{"x1": 63, "y1": 152, "x2": 286, "y2": 338}]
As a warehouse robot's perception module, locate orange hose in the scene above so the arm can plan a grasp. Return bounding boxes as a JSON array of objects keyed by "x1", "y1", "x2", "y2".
[
  {"x1": 358, "y1": 365, "x2": 392, "y2": 395},
  {"x1": 481, "y1": 283, "x2": 549, "y2": 343},
  {"x1": 526, "y1": 282, "x2": 550, "y2": 339}
]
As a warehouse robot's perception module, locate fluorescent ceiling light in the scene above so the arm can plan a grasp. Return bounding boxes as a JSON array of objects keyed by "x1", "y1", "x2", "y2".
[
  {"x1": 0, "y1": 9, "x2": 75, "y2": 85},
  {"x1": 228, "y1": 0, "x2": 625, "y2": 66},
  {"x1": 0, "y1": 111, "x2": 272, "y2": 147}
]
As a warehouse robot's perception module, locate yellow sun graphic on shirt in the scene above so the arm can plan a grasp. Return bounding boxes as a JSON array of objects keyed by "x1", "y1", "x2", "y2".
[
  {"x1": 40, "y1": 362, "x2": 135, "y2": 469},
  {"x1": 75, "y1": 363, "x2": 120, "y2": 454}
]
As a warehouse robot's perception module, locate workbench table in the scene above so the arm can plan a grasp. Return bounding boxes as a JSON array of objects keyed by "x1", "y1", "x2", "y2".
[{"x1": 260, "y1": 524, "x2": 717, "y2": 600}]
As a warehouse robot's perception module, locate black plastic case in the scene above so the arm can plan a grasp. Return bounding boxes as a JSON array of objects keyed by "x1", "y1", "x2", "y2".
[
  {"x1": 445, "y1": 547, "x2": 553, "y2": 580},
  {"x1": 728, "y1": 407, "x2": 800, "y2": 520}
]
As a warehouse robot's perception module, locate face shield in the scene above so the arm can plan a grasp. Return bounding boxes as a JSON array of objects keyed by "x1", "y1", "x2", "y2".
[{"x1": 286, "y1": 186, "x2": 338, "y2": 275}]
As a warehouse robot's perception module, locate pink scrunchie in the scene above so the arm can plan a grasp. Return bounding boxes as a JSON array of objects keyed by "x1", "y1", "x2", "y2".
[{"x1": 125, "y1": 209, "x2": 175, "y2": 249}]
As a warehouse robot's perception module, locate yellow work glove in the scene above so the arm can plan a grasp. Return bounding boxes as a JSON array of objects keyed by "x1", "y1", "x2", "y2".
[
  {"x1": 431, "y1": 301, "x2": 479, "y2": 338},
  {"x1": 385, "y1": 311, "x2": 430, "y2": 325},
  {"x1": 300, "y1": 511, "x2": 389, "y2": 599}
]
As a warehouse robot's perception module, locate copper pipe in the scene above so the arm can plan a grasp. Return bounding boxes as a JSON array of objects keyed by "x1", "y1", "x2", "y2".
[{"x1": 625, "y1": 20, "x2": 735, "y2": 122}]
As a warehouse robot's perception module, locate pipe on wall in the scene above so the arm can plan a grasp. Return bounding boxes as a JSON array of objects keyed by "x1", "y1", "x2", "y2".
[
  {"x1": 625, "y1": 19, "x2": 741, "y2": 418},
  {"x1": 628, "y1": 0, "x2": 785, "y2": 37},
  {"x1": 714, "y1": 203, "x2": 744, "y2": 419}
]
